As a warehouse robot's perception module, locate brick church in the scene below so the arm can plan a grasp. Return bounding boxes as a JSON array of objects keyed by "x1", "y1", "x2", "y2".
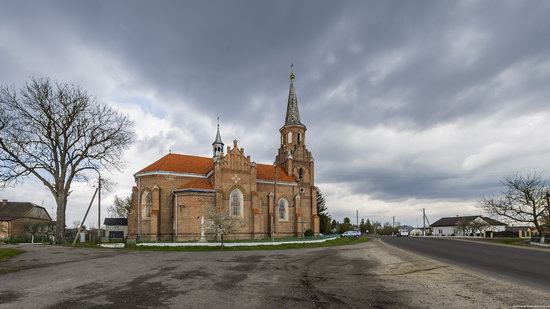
[{"x1": 128, "y1": 69, "x2": 318, "y2": 241}]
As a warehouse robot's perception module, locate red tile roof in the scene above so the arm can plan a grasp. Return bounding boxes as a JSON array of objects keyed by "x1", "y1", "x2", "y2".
[
  {"x1": 177, "y1": 178, "x2": 214, "y2": 190},
  {"x1": 137, "y1": 153, "x2": 213, "y2": 175},
  {"x1": 137, "y1": 153, "x2": 296, "y2": 183},
  {"x1": 256, "y1": 164, "x2": 295, "y2": 182}
]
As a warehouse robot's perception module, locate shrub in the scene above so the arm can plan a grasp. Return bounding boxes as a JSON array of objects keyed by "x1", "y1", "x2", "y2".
[{"x1": 304, "y1": 229, "x2": 314, "y2": 237}]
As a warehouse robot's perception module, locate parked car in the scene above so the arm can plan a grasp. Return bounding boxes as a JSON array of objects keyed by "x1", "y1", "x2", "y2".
[{"x1": 341, "y1": 230, "x2": 361, "y2": 238}]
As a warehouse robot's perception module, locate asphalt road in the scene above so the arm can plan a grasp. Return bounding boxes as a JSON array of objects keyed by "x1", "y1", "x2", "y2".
[{"x1": 381, "y1": 236, "x2": 550, "y2": 290}]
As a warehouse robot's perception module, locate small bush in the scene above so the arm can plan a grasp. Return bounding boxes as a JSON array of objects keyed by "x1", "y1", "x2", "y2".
[{"x1": 304, "y1": 229, "x2": 314, "y2": 237}]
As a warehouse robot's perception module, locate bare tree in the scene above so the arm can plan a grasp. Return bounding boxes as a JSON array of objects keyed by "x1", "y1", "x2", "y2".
[
  {"x1": 481, "y1": 172, "x2": 549, "y2": 237},
  {"x1": 455, "y1": 219, "x2": 472, "y2": 236},
  {"x1": 0, "y1": 77, "x2": 134, "y2": 244},
  {"x1": 205, "y1": 204, "x2": 243, "y2": 247},
  {"x1": 72, "y1": 220, "x2": 82, "y2": 229},
  {"x1": 25, "y1": 221, "x2": 49, "y2": 243},
  {"x1": 107, "y1": 195, "x2": 132, "y2": 218},
  {"x1": 469, "y1": 219, "x2": 489, "y2": 236}
]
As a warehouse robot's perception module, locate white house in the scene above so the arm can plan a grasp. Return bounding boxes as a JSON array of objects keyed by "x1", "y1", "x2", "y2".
[
  {"x1": 103, "y1": 218, "x2": 128, "y2": 241},
  {"x1": 431, "y1": 216, "x2": 506, "y2": 236}
]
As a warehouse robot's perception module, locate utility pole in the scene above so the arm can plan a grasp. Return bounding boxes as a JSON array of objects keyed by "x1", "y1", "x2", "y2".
[
  {"x1": 356, "y1": 210, "x2": 359, "y2": 228},
  {"x1": 422, "y1": 208, "x2": 426, "y2": 236},
  {"x1": 392, "y1": 216, "x2": 395, "y2": 236},
  {"x1": 97, "y1": 175, "x2": 101, "y2": 243}
]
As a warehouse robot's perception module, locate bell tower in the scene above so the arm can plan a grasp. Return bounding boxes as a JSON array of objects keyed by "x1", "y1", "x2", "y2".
[{"x1": 276, "y1": 67, "x2": 313, "y2": 185}]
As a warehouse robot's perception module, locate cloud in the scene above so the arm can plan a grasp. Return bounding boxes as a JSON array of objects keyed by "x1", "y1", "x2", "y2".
[{"x1": 1, "y1": 1, "x2": 550, "y2": 225}]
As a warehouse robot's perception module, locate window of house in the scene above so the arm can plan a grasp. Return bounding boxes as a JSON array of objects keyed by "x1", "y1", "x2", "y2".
[
  {"x1": 278, "y1": 198, "x2": 288, "y2": 221},
  {"x1": 230, "y1": 189, "x2": 243, "y2": 217},
  {"x1": 142, "y1": 191, "x2": 151, "y2": 218}
]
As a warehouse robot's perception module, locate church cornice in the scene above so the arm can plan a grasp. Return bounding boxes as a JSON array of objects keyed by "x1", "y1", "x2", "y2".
[
  {"x1": 135, "y1": 171, "x2": 207, "y2": 179},
  {"x1": 256, "y1": 180, "x2": 298, "y2": 187}
]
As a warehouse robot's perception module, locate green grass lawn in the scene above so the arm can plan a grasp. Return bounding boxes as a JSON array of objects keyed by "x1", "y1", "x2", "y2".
[
  {"x1": 470, "y1": 237, "x2": 530, "y2": 246},
  {"x1": 127, "y1": 236, "x2": 369, "y2": 252},
  {"x1": 0, "y1": 248, "x2": 24, "y2": 262}
]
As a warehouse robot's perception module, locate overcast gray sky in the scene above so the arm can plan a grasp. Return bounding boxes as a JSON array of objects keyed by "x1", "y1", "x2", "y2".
[{"x1": 1, "y1": 0, "x2": 550, "y2": 227}]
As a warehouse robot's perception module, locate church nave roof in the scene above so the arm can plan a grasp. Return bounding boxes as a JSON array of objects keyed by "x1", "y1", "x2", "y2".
[{"x1": 136, "y1": 153, "x2": 296, "y2": 183}]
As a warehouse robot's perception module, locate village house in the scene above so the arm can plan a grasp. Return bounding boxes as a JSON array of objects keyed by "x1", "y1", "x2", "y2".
[
  {"x1": 103, "y1": 218, "x2": 128, "y2": 241},
  {"x1": 0, "y1": 199, "x2": 53, "y2": 240},
  {"x1": 431, "y1": 215, "x2": 506, "y2": 236},
  {"x1": 128, "y1": 70, "x2": 319, "y2": 241}
]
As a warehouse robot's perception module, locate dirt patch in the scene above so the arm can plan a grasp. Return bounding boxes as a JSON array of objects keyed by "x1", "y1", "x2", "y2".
[{"x1": 0, "y1": 290, "x2": 22, "y2": 304}]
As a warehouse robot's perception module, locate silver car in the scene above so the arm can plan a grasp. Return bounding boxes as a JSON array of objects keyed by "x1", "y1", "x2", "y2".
[{"x1": 341, "y1": 230, "x2": 361, "y2": 238}]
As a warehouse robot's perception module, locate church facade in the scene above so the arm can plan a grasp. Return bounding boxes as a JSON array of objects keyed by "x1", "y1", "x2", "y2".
[{"x1": 128, "y1": 70, "x2": 319, "y2": 241}]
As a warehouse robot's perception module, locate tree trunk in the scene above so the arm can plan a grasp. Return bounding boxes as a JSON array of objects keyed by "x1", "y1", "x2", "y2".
[
  {"x1": 55, "y1": 193, "x2": 67, "y2": 244},
  {"x1": 221, "y1": 233, "x2": 224, "y2": 249}
]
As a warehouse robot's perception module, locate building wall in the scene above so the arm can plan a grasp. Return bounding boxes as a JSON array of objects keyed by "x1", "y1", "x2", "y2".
[
  {"x1": 104, "y1": 225, "x2": 128, "y2": 240},
  {"x1": 2, "y1": 218, "x2": 51, "y2": 238},
  {"x1": 128, "y1": 141, "x2": 318, "y2": 241},
  {"x1": 0, "y1": 221, "x2": 9, "y2": 238},
  {"x1": 433, "y1": 225, "x2": 506, "y2": 236}
]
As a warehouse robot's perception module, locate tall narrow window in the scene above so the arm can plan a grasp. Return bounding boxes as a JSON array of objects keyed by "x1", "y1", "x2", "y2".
[
  {"x1": 297, "y1": 132, "x2": 301, "y2": 143},
  {"x1": 142, "y1": 191, "x2": 152, "y2": 218},
  {"x1": 299, "y1": 168, "x2": 304, "y2": 181},
  {"x1": 230, "y1": 189, "x2": 243, "y2": 217},
  {"x1": 287, "y1": 132, "x2": 293, "y2": 144},
  {"x1": 278, "y1": 198, "x2": 288, "y2": 221}
]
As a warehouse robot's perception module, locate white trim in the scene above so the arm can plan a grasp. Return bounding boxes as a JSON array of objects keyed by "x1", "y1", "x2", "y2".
[
  {"x1": 206, "y1": 169, "x2": 214, "y2": 178},
  {"x1": 134, "y1": 171, "x2": 207, "y2": 178},
  {"x1": 173, "y1": 188, "x2": 215, "y2": 193},
  {"x1": 137, "y1": 237, "x2": 338, "y2": 247},
  {"x1": 256, "y1": 180, "x2": 298, "y2": 186}
]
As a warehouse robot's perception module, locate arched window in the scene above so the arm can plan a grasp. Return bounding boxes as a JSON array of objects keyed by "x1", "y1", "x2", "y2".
[
  {"x1": 278, "y1": 198, "x2": 288, "y2": 221},
  {"x1": 230, "y1": 189, "x2": 243, "y2": 217},
  {"x1": 142, "y1": 191, "x2": 152, "y2": 218},
  {"x1": 281, "y1": 134, "x2": 284, "y2": 145},
  {"x1": 297, "y1": 132, "x2": 301, "y2": 143},
  {"x1": 287, "y1": 132, "x2": 293, "y2": 144},
  {"x1": 299, "y1": 168, "x2": 304, "y2": 181}
]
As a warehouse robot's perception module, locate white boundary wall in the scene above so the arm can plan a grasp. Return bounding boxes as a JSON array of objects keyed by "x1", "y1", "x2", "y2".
[{"x1": 137, "y1": 237, "x2": 338, "y2": 247}]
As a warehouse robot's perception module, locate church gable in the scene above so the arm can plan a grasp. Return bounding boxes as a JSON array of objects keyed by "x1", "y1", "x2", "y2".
[{"x1": 221, "y1": 140, "x2": 254, "y2": 172}]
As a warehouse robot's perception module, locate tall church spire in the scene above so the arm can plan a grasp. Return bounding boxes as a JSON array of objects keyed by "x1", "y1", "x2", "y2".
[
  {"x1": 212, "y1": 117, "x2": 224, "y2": 158},
  {"x1": 284, "y1": 65, "x2": 305, "y2": 128}
]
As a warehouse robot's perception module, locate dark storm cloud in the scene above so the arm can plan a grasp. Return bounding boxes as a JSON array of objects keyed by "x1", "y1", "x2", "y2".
[{"x1": 1, "y1": 0, "x2": 550, "y2": 204}]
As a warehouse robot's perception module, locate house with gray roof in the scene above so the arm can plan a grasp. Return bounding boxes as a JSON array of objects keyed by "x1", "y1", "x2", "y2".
[
  {"x1": 431, "y1": 215, "x2": 506, "y2": 236},
  {"x1": 0, "y1": 199, "x2": 53, "y2": 240}
]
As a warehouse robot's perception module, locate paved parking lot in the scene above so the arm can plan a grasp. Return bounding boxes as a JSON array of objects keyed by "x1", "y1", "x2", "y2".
[{"x1": 1, "y1": 240, "x2": 549, "y2": 308}]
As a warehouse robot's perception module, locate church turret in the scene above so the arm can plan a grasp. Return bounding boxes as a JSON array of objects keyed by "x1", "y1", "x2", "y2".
[
  {"x1": 212, "y1": 118, "x2": 224, "y2": 158},
  {"x1": 276, "y1": 66, "x2": 313, "y2": 183}
]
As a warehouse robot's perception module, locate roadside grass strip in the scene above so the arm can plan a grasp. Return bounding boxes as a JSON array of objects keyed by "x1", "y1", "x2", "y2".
[{"x1": 0, "y1": 248, "x2": 23, "y2": 262}]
